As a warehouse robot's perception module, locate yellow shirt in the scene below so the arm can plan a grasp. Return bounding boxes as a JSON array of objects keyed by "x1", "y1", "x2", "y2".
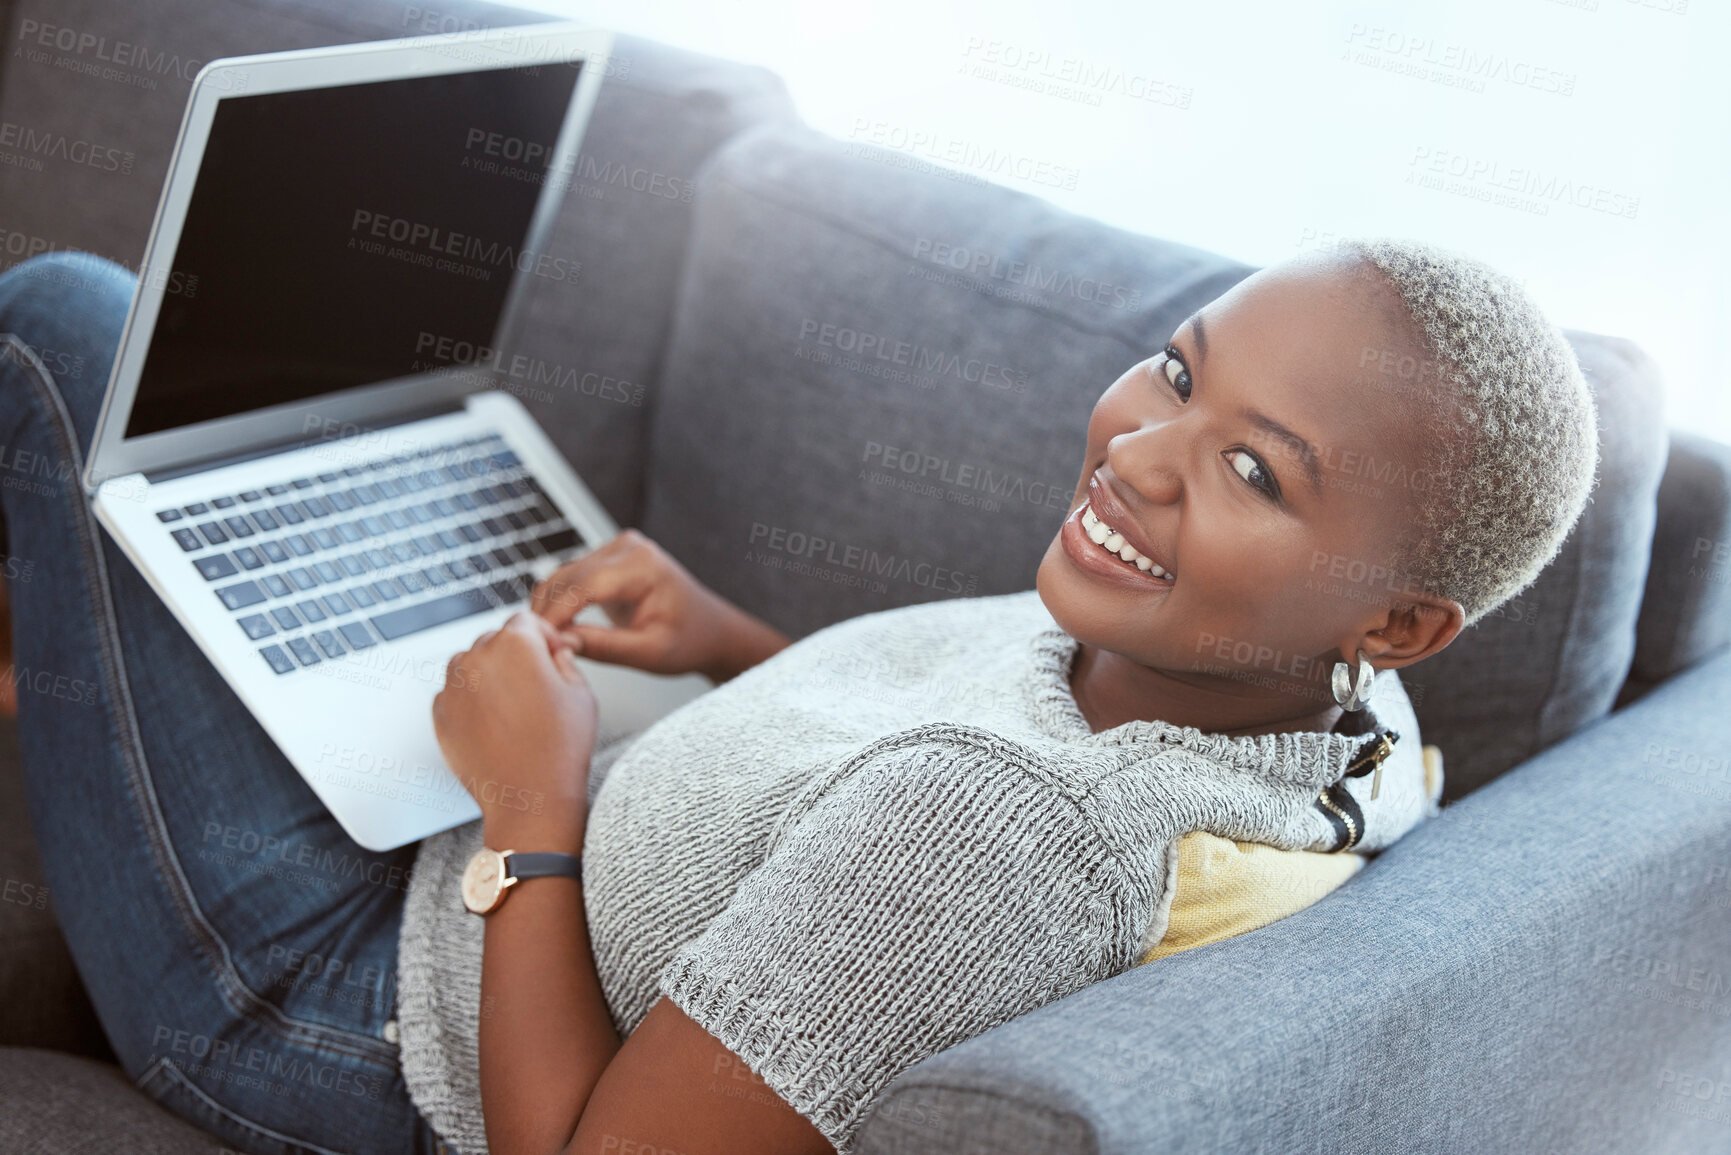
[{"x1": 1142, "y1": 743, "x2": 1444, "y2": 964}]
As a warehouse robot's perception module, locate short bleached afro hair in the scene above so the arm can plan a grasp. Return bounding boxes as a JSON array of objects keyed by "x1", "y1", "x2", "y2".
[{"x1": 1337, "y1": 238, "x2": 1600, "y2": 630}]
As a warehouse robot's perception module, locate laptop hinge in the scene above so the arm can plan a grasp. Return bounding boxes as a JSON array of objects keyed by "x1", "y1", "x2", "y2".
[{"x1": 141, "y1": 395, "x2": 472, "y2": 485}]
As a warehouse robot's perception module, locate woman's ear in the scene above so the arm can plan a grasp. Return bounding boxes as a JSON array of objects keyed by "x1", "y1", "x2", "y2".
[{"x1": 1357, "y1": 593, "x2": 1465, "y2": 670}]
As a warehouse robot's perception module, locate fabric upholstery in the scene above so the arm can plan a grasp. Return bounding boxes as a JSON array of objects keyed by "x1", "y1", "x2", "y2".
[
  {"x1": 0, "y1": 1048, "x2": 224, "y2": 1154},
  {"x1": 856, "y1": 647, "x2": 1731, "y2": 1155},
  {"x1": 646, "y1": 122, "x2": 1670, "y2": 802},
  {"x1": 1621, "y1": 430, "x2": 1731, "y2": 702},
  {"x1": 640, "y1": 121, "x2": 1254, "y2": 644}
]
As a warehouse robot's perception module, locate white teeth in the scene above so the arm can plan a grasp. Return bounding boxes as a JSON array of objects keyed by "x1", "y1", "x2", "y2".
[{"x1": 1080, "y1": 503, "x2": 1174, "y2": 581}]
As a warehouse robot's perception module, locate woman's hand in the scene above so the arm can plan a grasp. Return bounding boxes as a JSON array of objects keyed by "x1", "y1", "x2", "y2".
[
  {"x1": 433, "y1": 610, "x2": 596, "y2": 853},
  {"x1": 529, "y1": 528, "x2": 790, "y2": 685}
]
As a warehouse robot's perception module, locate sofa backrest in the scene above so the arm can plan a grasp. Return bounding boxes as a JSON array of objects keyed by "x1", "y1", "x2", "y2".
[
  {"x1": 0, "y1": 0, "x2": 796, "y2": 526},
  {"x1": 643, "y1": 120, "x2": 1672, "y2": 801}
]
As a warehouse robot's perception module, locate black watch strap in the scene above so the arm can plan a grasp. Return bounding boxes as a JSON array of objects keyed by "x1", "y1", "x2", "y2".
[{"x1": 504, "y1": 852, "x2": 583, "y2": 883}]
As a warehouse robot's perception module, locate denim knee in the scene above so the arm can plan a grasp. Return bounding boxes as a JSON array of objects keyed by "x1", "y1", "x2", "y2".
[{"x1": 0, "y1": 251, "x2": 137, "y2": 453}]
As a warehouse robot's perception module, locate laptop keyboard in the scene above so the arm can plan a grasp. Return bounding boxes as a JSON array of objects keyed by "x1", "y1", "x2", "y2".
[{"x1": 152, "y1": 433, "x2": 585, "y2": 677}]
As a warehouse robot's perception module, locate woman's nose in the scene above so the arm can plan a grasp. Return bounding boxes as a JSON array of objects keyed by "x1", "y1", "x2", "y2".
[{"x1": 1106, "y1": 423, "x2": 1185, "y2": 505}]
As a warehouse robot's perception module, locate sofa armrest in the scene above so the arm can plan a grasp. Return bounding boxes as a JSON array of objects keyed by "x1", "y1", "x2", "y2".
[{"x1": 855, "y1": 649, "x2": 1731, "y2": 1155}]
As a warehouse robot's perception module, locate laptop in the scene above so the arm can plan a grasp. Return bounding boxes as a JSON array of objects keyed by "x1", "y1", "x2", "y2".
[{"x1": 80, "y1": 23, "x2": 712, "y2": 852}]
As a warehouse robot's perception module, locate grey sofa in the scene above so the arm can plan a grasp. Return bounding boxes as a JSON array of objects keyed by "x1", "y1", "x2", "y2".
[{"x1": 2, "y1": 2, "x2": 1729, "y2": 1153}]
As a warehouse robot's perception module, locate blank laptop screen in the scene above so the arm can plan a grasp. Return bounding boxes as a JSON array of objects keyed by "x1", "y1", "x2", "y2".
[{"x1": 124, "y1": 61, "x2": 582, "y2": 438}]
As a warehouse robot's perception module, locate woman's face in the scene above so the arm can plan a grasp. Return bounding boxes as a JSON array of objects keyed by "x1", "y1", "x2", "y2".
[{"x1": 1036, "y1": 258, "x2": 1456, "y2": 710}]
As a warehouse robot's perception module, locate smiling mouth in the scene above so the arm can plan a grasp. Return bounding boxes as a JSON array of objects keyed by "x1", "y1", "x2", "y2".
[{"x1": 1081, "y1": 503, "x2": 1175, "y2": 581}]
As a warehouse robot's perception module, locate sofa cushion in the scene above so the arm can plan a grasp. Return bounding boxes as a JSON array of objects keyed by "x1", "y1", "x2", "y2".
[
  {"x1": 645, "y1": 121, "x2": 1668, "y2": 801},
  {"x1": 0, "y1": 2, "x2": 796, "y2": 526},
  {"x1": 0, "y1": 1048, "x2": 223, "y2": 1154},
  {"x1": 1620, "y1": 429, "x2": 1731, "y2": 703},
  {"x1": 641, "y1": 120, "x2": 1253, "y2": 642}
]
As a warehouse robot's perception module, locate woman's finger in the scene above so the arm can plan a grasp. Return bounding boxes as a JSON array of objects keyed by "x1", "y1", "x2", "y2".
[{"x1": 534, "y1": 550, "x2": 657, "y2": 629}]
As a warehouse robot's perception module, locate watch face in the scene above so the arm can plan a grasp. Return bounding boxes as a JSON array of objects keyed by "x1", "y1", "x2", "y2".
[{"x1": 462, "y1": 848, "x2": 510, "y2": 914}]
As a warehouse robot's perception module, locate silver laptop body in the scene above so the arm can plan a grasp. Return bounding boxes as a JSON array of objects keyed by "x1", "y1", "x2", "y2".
[{"x1": 80, "y1": 23, "x2": 710, "y2": 851}]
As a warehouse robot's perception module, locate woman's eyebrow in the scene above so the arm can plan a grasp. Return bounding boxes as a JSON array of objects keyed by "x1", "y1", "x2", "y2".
[{"x1": 1184, "y1": 311, "x2": 1208, "y2": 361}]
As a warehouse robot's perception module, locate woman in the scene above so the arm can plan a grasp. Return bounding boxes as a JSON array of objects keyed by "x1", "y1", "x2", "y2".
[{"x1": 0, "y1": 238, "x2": 1597, "y2": 1155}]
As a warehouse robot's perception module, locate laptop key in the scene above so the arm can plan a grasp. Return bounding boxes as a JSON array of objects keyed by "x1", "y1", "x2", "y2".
[
  {"x1": 237, "y1": 613, "x2": 275, "y2": 639},
  {"x1": 262, "y1": 574, "x2": 293, "y2": 598},
  {"x1": 340, "y1": 554, "x2": 368, "y2": 576},
  {"x1": 420, "y1": 566, "x2": 448, "y2": 588},
  {"x1": 295, "y1": 599, "x2": 328, "y2": 623},
  {"x1": 196, "y1": 521, "x2": 230, "y2": 546},
  {"x1": 240, "y1": 490, "x2": 261, "y2": 503},
  {"x1": 311, "y1": 630, "x2": 346, "y2": 659},
  {"x1": 194, "y1": 555, "x2": 238, "y2": 581},
  {"x1": 284, "y1": 534, "x2": 314, "y2": 556},
  {"x1": 336, "y1": 522, "x2": 364, "y2": 543},
  {"x1": 156, "y1": 508, "x2": 184, "y2": 523},
  {"x1": 184, "y1": 502, "x2": 210, "y2": 516},
  {"x1": 370, "y1": 586, "x2": 495, "y2": 642},
  {"x1": 264, "y1": 484, "x2": 288, "y2": 496},
  {"x1": 251, "y1": 509, "x2": 280, "y2": 532},
  {"x1": 286, "y1": 637, "x2": 321, "y2": 666},
  {"x1": 311, "y1": 528, "x2": 339, "y2": 549},
  {"x1": 397, "y1": 571, "x2": 427, "y2": 594},
  {"x1": 233, "y1": 547, "x2": 264, "y2": 570},
  {"x1": 270, "y1": 606, "x2": 300, "y2": 630},
  {"x1": 223, "y1": 515, "x2": 255, "y2": 538},
  {"x1": 260, "y1": 540, "x2": 290, "y2": 564},
  {"x1": 216, "y1": 581, "x2": 266, "y2": 610},
  {"x1": 301, "y1": 496, "x2": 331, "y2": 517},
  {"x1": 390, "y1": 542, "x2": 419, "y2": 564},
  {"x1": 313, "y1": 561, "x2": 342, "y2": 583},
  {"x1": 347, "y1": 585, "x2": 377, "y2": 608},
  {"x1": 457, "y1": 523, "x2": 483, "y2": 543},
  {"x1": 490, "y1": 577, "x2": 528, "y2": 606},
  {"x1": 212, "y1": 496, "x2": 237, "y2": 509},
  {"x1": 337, "y1": 621, "x2": 377, "y2": 650},
  {"x1": 172, "y1": 528, "x2": 203, "y2": 552},
  {"x1": 327, "y1": 491, "x2": 355, "y2": 512},
  {"x1": 260, "y1": 645, "x2": 296, "y2": 675},
  {"x1": 290, "y1": 477, "x2": 314, "y2": 489},
  {"x1": 274, "y1": 502, "x2": 306, "y2": 525},
  {"x1": 286, "y1": 567, "x2": 318, "y2": 590},
  {"x1": 321, "y1": 593, "x2": 352, "y2": 616},
  {"x1": 534, "y1": 527, "x2": 582, "y2": 555},
  {"x1": 371, "y1": 579, "x2": 402, "y2": 602},
  {"x1": 436, "y1": 529, "x2": 462, "y2": 550}
]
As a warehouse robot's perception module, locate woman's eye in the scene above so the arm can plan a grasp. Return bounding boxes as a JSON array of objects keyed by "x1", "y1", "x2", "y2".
[
  {"x1": 1226, "y1": 449, "x2": 1279, "y2": 498},
  {"x1": 1159, "y1": 346, "x2": 1192, "y2": 402}
]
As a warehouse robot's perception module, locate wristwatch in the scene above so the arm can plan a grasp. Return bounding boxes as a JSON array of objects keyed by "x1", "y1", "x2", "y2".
[{"x1": 460, "y1": 848, "x2": 583, "y2": 915}]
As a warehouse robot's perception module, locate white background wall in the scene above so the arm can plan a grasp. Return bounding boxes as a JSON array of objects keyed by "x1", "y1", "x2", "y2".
[{"x1": 524, "y1": 0, "x2": 1728, "y2": 442}]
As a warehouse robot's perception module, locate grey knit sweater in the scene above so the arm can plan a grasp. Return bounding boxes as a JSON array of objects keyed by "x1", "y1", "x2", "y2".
[{"x1": 395, "y1": 589, "x2": 1433, "y2": 1154}]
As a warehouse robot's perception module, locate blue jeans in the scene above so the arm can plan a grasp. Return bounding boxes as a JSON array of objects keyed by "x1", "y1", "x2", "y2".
[{"x1": 0, "y1": 253, "x2": 450, "y2": 1155}]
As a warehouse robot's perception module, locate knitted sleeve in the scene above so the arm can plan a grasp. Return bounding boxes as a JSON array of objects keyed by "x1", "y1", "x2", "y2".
[{"x1": 657, "y1": 726, "x2": 1130, "y2": 1153}]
